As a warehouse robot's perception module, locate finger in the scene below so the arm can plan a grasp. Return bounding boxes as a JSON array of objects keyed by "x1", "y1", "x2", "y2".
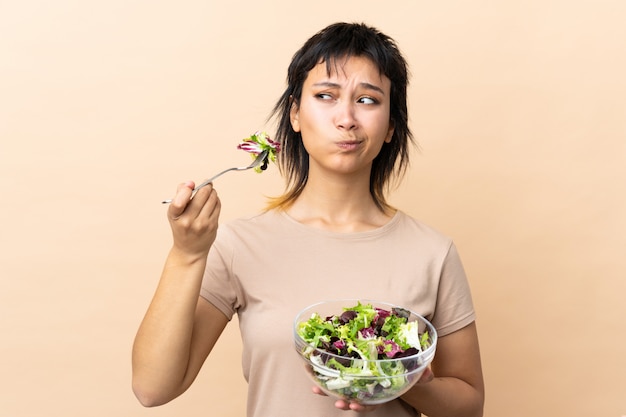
[
  {"x1": 417, "y1": 366, "x2": 434, "y2": 384},
  {"x1": 168, "y1": 181, "x2": 195, "y2": 219},
  {"x1": 348, "y1": 402, "x2": 378, "y2": 412},
  {"x1": 197, "y1": 185, "x2": 221, "y2": 222},
  {"x1": 311, "y1": 386, "x2": 327, "y2": 396},
  {"x1": 333, "y1": 400, "x2": 352, "y2": 411},
  {"x1": 179, "y1": 183, "x2": 215, "y2": 222}
]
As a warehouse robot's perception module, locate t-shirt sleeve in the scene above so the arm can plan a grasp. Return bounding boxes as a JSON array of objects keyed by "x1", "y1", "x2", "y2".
[
  {"x1": 199, "y1": 226, "x2": 241, "y2": 321},
  {"x1": 431, "y1": 242, "x2": 476, "y2": 337}
]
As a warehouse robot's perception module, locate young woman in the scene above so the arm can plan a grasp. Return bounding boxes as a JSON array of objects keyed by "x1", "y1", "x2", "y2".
[{"x1": 132, "y1": 22, "x2": 484, "y2": 417}]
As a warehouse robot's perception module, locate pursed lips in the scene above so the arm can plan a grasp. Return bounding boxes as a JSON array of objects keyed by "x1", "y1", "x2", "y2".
[{"x1": 336, "y1": 139, "x2": 363, "y2": 150}]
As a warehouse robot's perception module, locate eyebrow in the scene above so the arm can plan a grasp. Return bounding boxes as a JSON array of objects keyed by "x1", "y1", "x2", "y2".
[{"x1": 312, "y1": 81, "x2": 386, "y2": 95}]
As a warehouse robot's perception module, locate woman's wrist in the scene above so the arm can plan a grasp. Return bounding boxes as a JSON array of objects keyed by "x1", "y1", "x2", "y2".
[{"x1": 166, "y1": 246, "x2": 209, "y2": 268}]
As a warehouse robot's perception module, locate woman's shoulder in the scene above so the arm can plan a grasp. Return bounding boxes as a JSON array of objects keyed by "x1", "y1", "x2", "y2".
[
  {"x1": 388, "y1": 211, "x2": 458, "y2": 259},
  {"x1": 394, "y1": 211, "x2": 453, "y2": 242},
  {"x1": 218, "y1": 210, "x2": 286, "y2": 238}
]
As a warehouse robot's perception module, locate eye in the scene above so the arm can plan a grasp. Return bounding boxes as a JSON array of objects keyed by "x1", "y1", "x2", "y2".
[
  {"x1": 357, "y1": 96, "x2": 378, "y2": 104},
  {"x1": 316, "y1": 93, "x2": 333, "y2": 100}
]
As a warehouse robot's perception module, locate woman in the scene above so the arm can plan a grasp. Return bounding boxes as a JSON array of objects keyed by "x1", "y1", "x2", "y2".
[{"x1": 132, "y1": 22, "x2": 484, "y2": 417}]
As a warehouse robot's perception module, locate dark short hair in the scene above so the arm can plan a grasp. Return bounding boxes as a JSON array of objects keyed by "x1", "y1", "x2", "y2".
[{"x1": 269, "y1": 22, "x2": 414, "y2": 211}]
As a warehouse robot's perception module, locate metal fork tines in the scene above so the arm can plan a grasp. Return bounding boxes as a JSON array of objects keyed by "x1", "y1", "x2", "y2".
[{"x1": 161, "y1": 150, "x2": 269, "y2": 204}]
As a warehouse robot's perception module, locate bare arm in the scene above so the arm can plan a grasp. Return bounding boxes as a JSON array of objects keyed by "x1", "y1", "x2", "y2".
[
  {"x1": 132, "y1": 182, "x2": 229, "y2": 406},
  {"x1": 325, "y1": 322, "x2": 484, "y2": 416},
  {"x1": 400, "y1": 321, "x2": 485, "y2": 417}
]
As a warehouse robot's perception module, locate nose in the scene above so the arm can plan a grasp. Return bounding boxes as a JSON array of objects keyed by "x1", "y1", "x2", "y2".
[{"x1": 335, "y1": 100, "x2": 357, "y2": 131}]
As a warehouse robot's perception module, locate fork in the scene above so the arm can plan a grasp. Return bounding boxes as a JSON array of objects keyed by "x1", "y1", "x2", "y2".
[{"x1": 161, "y1": 149, "x2": 269, "y2": 204}]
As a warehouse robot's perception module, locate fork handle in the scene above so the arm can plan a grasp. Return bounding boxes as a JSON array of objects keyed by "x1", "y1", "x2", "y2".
[
  {"x1": 161, "y1": 168, "x2": 234, "y2": 204},
  {"x1": 193, "y1": 167, "x2": 235, "y2": 191},
  {"x1": 161, "y1": 150, "x2": 268, "y2": 204}
]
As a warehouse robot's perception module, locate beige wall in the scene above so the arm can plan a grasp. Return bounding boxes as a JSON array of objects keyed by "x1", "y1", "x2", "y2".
[{"x1": 1, "y1": 1, "x2": 625, "y2": 416}]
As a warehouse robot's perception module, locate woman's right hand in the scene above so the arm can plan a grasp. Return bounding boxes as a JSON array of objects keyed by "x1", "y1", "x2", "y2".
[{"x1": 167, "y1": 181, "x2": 221, "y2": 258}]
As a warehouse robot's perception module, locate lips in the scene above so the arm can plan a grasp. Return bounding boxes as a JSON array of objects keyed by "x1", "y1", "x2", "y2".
[{"x1": 336, "y1": 140, "x2": 363, "y2": 150}]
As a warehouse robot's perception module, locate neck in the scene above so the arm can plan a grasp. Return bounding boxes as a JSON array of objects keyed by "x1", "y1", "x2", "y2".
[{"x1": 286, "y1": 171, "x2": 394, "y2": 232}]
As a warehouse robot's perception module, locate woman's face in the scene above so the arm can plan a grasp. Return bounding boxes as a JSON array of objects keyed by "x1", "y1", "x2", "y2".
[{"x1": 290, "y1": 55, "x2": 394, "y2": 177}]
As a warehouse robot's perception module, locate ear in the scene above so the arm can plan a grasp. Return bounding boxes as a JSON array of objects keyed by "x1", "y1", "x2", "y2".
[
  {"x1": 384, "y1": 120, "x2": 395, "y2": 143},
  {"x1": 289, "y1": 98, "x2": 301, "y2": 132}
]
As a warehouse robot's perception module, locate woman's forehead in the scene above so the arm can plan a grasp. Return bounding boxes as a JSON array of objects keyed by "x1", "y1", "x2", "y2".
[
  {"x1": 318, "y1": 55, "x2": 381, "y2": 74},
  {"x1": 308, "y1": 55, "x2": 389, "y2": 85}
]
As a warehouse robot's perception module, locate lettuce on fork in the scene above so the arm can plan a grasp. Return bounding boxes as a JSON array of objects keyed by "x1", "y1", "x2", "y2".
[{"x1": 237, "y1": 131, "x2": 280, "y2": 173}]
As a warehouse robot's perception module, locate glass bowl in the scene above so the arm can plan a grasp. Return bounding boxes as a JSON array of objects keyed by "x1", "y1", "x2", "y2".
[{"x1": 293, "y1": 299, "x2": 437, "y2": 405}]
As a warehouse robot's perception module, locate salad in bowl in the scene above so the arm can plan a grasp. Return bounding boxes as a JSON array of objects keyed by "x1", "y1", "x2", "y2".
[{"x1": 294, "y1": 300, "x2": 437, "y2": 405}]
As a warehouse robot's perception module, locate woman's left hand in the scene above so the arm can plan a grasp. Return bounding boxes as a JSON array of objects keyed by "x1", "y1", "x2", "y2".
[
  {"x1": 311, "y1": 386, "x2": 379, "y2": 413},
  {"x1": 313, "y1": 367, "x2": 434, "y2": 412}
]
